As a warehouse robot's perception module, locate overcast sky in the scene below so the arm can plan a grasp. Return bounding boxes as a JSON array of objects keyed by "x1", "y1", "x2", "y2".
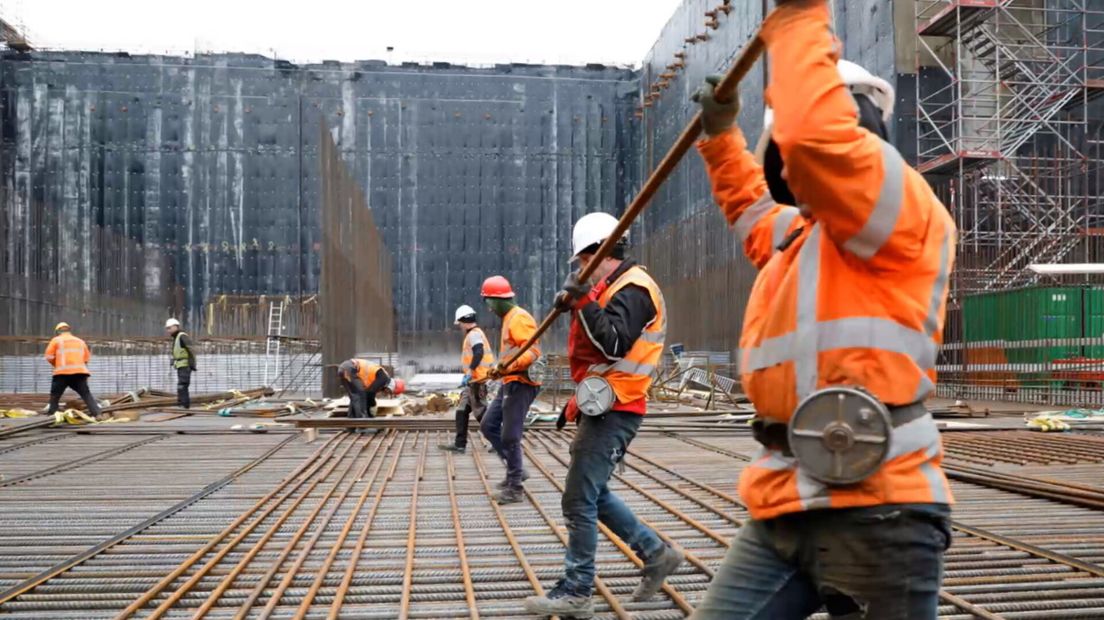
[{"x1": 4, "y1": 0, "x2": 685, "y2": 67}]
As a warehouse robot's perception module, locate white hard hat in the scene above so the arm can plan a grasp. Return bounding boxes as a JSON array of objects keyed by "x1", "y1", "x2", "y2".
[
  {"x1": 755, "y1": 59, "x2": 895, "y2": 163},
  {"x1": 165, "y1": 318, "x2": 181, "y2": 329},
  {"x1": 454, "y1": 304, "x2": 477, "y2": 324},
  {"x1": 571, "y1": 212, "x2": 623, "y2": 260}
]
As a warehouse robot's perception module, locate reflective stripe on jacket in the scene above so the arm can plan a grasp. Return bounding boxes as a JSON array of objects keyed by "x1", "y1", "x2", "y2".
[
  {"x1": 584, "y1": 266, "x2": 666, "y2": 410},
  {"x1": 696, "y1": 0, "x2": 955, "y2": 520},
  {"x1": 172, "y1": 332, "x2": 192, "y2": 369},
  {"x1": 45, "y1": 333, "x2": 91, "y2": 376},
  {"x1": 499, "y1": 306, "x2": 541, "y2": 386},
  {"x1": 462, "y1": 327, "x2": 495, "y2": 383}
]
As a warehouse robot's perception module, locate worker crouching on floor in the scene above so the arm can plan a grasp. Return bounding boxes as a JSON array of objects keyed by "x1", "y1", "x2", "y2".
[
  {"x1": 438, "y1": 304, "x2": 494, "y2": 454},
  {"x1": 688, "y1": 1, "x2": 955, "y2": 618},
  {"x1": 523, "y1": 213, "x2": 684, "y2": 618},
  {"x1": 44, "y1": 322, "x2": 104, "y2": 421},
  {"x1": 479, "y1": 275, "x2": 542, "y2": 505},
  {"x1": 337, "y1": 359, "x2": 405, "y2": 432},
  {"x1": 165, "y1": 318, "x2": 196, "y2": 409}
]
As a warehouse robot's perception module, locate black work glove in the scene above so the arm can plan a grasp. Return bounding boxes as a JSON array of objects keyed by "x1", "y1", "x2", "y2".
[
  {"x1": 554, "y1": 271, "x2": 590, "y2": 313},
  {"x1": 691, "y1": 75, "x2": 740, "y2": 137},
  {"x1": 556, "y1": 404, "x2": 568, "y2": 430}
]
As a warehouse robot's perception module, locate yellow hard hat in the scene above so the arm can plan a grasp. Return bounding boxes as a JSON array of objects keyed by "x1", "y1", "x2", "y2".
[{"x1": 54, "y1": 322, "x2": 71, "y2": 332}]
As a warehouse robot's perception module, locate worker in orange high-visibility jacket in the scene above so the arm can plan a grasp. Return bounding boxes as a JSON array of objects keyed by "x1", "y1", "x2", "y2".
[
  {"x1": 438, "y1": 304, "x2": 495, "y2": 454},
  {"x1": 44, "y1": 322, "x2": 104, "y2": 420},
  {"x1": 523, "y1": 213, "x2": 684, "y2": 618},
  {"x1": 337, "y1": 359, "x2": 404, "y2": 432},
  {"x1": 689, "y1": 2, "x2": 955, "y2": 618},
  {"x1": 479, "y1": 275, "x2": 541, "y2": 505}
]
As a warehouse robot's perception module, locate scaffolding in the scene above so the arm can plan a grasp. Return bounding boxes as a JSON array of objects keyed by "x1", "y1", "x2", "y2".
[{"x1": 916, "y1": 0, "x2": 1104, "y2": 294}]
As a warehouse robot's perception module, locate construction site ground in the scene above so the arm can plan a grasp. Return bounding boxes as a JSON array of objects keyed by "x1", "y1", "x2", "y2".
[{"x1": 1, "y1": 394, "x2": 1103, "y2": 619}]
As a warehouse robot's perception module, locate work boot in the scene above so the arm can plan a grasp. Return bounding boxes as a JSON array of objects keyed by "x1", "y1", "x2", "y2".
[
  {"x1": 437, "y1": 443, "x2": 465, "y2": 454},
  {"x1": 524, "y1": 580, "x2": 594, "y2": 618},
  {"x1": 496, "y1": 468, "x2": 530, "y2": 489},
  {"x1": 632, "y1": 544, "x2": 685, "y2": 601},
  {"x1": 494, "y1": 485, "x2": 525, "y2": 505}
]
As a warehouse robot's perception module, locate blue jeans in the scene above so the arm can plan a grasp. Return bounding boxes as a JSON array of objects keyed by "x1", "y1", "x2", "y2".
[
  {"x1": 560, "y1": 411, "x2": 664, "y2": 596},
  {"x1": 480, "y1": 381, "x2": 539, "y2": 486},
  {"x1": 691, "y1": 504, "x2": 951, "y2": 619}
]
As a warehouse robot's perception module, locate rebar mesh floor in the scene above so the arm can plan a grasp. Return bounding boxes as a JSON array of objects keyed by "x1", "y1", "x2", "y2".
[{"x1": 2, "y1": 418, "x2": 1104, "y2": 619}]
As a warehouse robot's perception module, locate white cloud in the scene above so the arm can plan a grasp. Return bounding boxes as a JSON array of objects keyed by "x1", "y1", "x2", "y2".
[{"x1": 7, "y1": 0, "x2": 684, "y2": 67}]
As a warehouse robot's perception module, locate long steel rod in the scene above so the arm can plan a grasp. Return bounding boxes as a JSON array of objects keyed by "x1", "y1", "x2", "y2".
[
  {"x1": 443, "y1": 432, "x2": 480, "y2": 619},
  {"x1": 496, "y1": 32, "x2": 766, "y2": 371},
  {"x1": 398, "y1": 433, "x2": 428, "y2": 620}
]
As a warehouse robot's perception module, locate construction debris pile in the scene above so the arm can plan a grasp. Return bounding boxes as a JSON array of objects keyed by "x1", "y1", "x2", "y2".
[{"x1": 324, "y1": 390, "x2": 460, "y2": 417}]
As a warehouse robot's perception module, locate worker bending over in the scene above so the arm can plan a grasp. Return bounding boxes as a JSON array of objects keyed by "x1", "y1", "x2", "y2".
[
  {"x1": 524, "y1": 213, "x2": 684, "y2": 617},
  {"x1": 439, "y1": 304, "x2": 495, "y2": 454},
  {"x1": 479, "y1": 275, "x2": 541, "y2": 505},
  {"x1": 44, "y1": 322, "x2": 104, "y2": 420},
  {"x1": 689, "y1": 1, "x2": 954, "y2": 617},
  {"x1": 338, "y1": 359, "x2": 404, "y2": 422},
  {"x1": 165, "y1": 318, "x2": 196, "y2": 409}
]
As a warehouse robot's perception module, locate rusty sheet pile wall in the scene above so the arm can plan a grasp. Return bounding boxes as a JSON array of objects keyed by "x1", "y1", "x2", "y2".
[{"x1": 320, "y1": 124, "x2": 395, "y2": 396}]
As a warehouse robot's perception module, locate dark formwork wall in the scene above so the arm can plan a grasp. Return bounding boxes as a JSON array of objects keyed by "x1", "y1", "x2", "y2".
[
  {"x1": 0, "y1": 52, "x2": 638, "y2": 355},
  {"x1": 635, "y1": 0, "x2": 911, "y2": 355},
  {"x1": 320, "y1": 123, "x2": 395, "y2": 395}
]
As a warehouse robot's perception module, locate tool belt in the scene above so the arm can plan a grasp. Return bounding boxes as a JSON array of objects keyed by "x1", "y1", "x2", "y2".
[{"x1": 751, "y1": 386, "x2": 930, "y2": 486}]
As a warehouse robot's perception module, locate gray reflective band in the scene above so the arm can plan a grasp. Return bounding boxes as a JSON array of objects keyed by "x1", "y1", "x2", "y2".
[
  {"x1": 772, "y1": 207, "x2": 800, "y2": 251},
  {"x1": 842, "y1": 140, "x2": 906, "y2": 260},
  {"x1": 885, "y1": 412, "x2": 939, "y2": 461},
  {"x1": 794, "y1": 225, "x2": 822, "y2": 399},
  {"x1": 639, "y1": 329, "x2": 665, "y2": 343},
  {"x1": 588, "y1": 359, "x2": 656, "y2": 377},
  {"x1": 741, "y1": 316, "x2": 937, "y2": 374},
  {"x1": 734, "y1": 192, "x2": 777, "y2": 243}
]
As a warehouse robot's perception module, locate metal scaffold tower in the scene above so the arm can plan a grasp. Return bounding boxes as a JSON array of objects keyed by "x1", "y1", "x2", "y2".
[{"x1": 916, "y1": 0, "x2": 1104, "y2": 293}]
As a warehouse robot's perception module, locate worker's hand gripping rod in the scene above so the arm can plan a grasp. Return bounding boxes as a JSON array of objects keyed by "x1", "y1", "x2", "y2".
[{"x1": 495, "y1": 32, "x2": 766, "y2": 373}]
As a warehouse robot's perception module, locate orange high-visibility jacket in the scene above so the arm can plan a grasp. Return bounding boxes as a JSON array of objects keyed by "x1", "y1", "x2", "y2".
[
  {"x1": 45, "y1": 333, "x2": 91, "y2": 376},
  {"x1": 349, "y1": 360, "x2": 383, "y2": 387},
  {"x1": 462, "y1": 327, "x2": 495, "y2": 383},
  {"x1": 696, "y1": 1, "x2": 955, "y2": 520},
  {"x1": 586, "y1": 266, "x2": 666, "y2": 408},
  {"x1": 499, "y1": 306, "x2": 541, "y2": 386}
]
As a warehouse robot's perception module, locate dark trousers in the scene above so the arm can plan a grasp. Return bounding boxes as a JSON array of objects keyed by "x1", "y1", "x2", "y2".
[
  {"x1": 47, "y1": 374, "x2": 102, "y2": 417},
  {"x1": 176, "y1": 367, "x2": 192, "y2": 409},
  {"x1": 340, "y1": 378, "x2": 376, "y2": 418},
  {"x1": 454, "y1": 382, "x2": 488, "y2": 448},
  {"x1": 479, "y1": 381, "x2": 538, "y2": 486},
  {"x1": 690, "y1": 504, "x2": 951, "y2": 619},
  {"x1": 560, "y1": 410, "x2": 663, "y2": 596}
]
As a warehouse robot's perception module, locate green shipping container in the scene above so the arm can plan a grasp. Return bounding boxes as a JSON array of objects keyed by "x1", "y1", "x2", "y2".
[{"x1": 963, "y1": 286, "x2": 1088, "y2": 364}]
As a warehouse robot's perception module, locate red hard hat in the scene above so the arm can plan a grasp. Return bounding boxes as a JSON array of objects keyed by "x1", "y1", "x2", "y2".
[
  {"x1": 481, "y1": 275, "x2": 515, "y2": 298},
  {"x1": 392, "y1": 378, "x2": 406, "y2": 395}
]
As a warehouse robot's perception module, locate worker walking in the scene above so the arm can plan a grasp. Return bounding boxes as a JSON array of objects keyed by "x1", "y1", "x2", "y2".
[
  {"x1": 439, "y1": 304, "x2": 494, "y2": 454},
  {"x1": 165, "y1": 318, "x2": 197, "y2": 409},
  {"x1": 479, "y1": 275, "x2": 541, "y2": 505},
  {"x1": 338, "y1": 359, "x2": 404, "y2": 423},
  {"x1": 44, "y1": 322, "x2": 104, "y2": 420},
  {"x1": 523, "y1": 213, "x2": 683, "y2": 617},
  {"x1": 688, "y1": 1, "x2": 954, "y2": 617}
]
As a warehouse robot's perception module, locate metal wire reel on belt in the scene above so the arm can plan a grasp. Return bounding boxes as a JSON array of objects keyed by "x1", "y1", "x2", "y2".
[
  {"x1": 787, "y1": 386, "x2": 892, "y2": 486},
  {"x1": 575, "y1": 376, "x2": 616, "y2": 417},
  {"x1": 525, "y1": 356, "x2": 548, "y2": 384}
]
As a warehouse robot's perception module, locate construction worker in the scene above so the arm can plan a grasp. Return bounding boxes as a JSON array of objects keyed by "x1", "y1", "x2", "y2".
[
  {"x1": 165, "y1": 319, "x2": 197, "y2": 409},
  {"x1": 688, "y1": 1, "x2": 954, "y2": 617},
  {"x1": 337, "y1": 359, "x2": 404, "y2": 422},
  {"x1": 438, "y1": 304, "x2": 494, "y2": 454},
  {"x1": 479, "y1": 275, "x2": 541, "y2": 505},
  {"x1": 523, "y1": 213, "x2": 683, "y2": 617},
  {"x1": 44, "y1": 322, "x2": 104, "y2": 420}
]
